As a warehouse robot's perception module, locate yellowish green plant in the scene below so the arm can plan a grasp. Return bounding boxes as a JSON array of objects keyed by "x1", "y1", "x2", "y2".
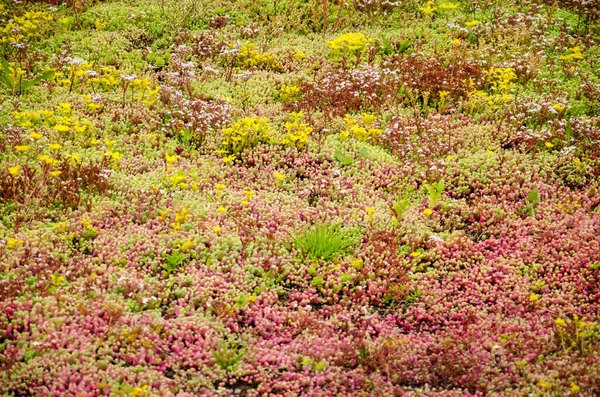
[
  {"x1": 327, "y1": 33, "x2": 369, "y2": 61},
  {"x1": 279, "y1": 84, "x2": 302, "y2": 103},
  {"x1": 281, "y1": 112, "x2": 312, "y2": 150},
  {"x1": 238, "y1": 43, "x2": 281, "y2": 71},
  {"x1": 221, "y1": 116, "x2": 272, "y2": 154},
  {"x1": 340, "y1": 113, "x2": 382, "y2": 142}
]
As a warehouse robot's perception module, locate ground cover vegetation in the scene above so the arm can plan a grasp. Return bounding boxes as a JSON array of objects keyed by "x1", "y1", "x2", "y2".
[{"x1": 1, "y1": 0, "x2": 600, "y2": 395}]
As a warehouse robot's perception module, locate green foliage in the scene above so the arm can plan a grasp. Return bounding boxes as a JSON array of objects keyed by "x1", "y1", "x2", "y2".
[
  {"x1": 311, "y1": 275, "x2": 324, "y2": 287},
  {"x1": 404, "y1": 289, "x2": 422, "y2": 303},
  {"x1": 162, "y1": 250, "x2": 186, "y2": 275},
  {"x1": 392, "y1": 197, "x2": 410, "y2": 218},
  {"x1": 520, "y1": 186, "x2": 540, "y2": 216},
  {"x1": 212, "y1": 339, "x2": 246, "y2": 373},
  {"x1": 334, "y1": 150, "x2": 354, "y2": 166},
  {"x1": 423, "y1": 180, "x2": 445, "y2": 206},
  {"x1": 293, "y1": 223, "x2": 360, "y2": 261},
  {"x1": 0, "y1": 58, "x2": 55, "y2": 96}
]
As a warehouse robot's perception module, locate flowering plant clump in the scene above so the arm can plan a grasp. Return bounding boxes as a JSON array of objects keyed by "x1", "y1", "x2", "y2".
[
  {"x1": 281, "y1": 112, "x2": 312, "y2": 150},
  {"x1": 221, "y1": 116, "x2": 272, "y2": 154},
  {"x1": 2, "y1": 0, "x2": 600, "y2": 395},
  {"x1": 237, "y1": 42, "x2": 282, "y2": 71},
  {"x1": 340, "y1": 112, "x2": 382, "y2": 142},
  {"x1": 327, "y1": 32, "x2": 370, "y2": 64},
  {"x1": 0, "y1": 10, "x2": 54, "y2": 44}
]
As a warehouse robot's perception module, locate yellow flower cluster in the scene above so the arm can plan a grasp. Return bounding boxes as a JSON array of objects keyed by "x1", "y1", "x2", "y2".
[
  {"x1": 238, "y1": 43, "x2": 280, "y2": 71},
  {"x1": 559, "y1": 46, "x2": 583, "y2": 61},
  {"x1": 469, "y1": 67, "x2": 517, "y2": 109},
  {"x1": 131, "y1": 77, "x2": 160, "y2": 105},
  {"x1": 340, "y1": 113, "x2": 382, "y2": 142},
  {"x1": 279, "y1": 84, "x2": 302, "y2": 103},
  {"x1": 0, "y1": 10, "x2": 53, "y2": 44},
  {"x1": 281, "y1": 112, "x2": 312, "y2": 150},
  {"x1": 15, "y1": 104, "x2": 94, "y2": 139},
  {"x1": 221, "y1": 116, "x2": 271, "y2": 154},
  {"x1": 327, "y1": 33, "x2": 369, "y2": 54}
]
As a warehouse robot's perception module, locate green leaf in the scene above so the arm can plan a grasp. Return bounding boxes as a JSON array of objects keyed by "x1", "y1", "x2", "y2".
[
  {"x1": 526, "y1": 187, "x2": 539, "y2": 206},
  {"x1": 398, "y1": 39, "x2": 412, "y2": 54},
  {"x1": 381, "y1": 35, "x2": 393, "y2": 55},
  {"x1": 21, "y1": 70, "x2": 55, "y2": 90},
  {"x1": 1, "y1": 58, "x2": 9, "y2": 74},
  {"x1": 393, "y1": 198, "x2": 409, "y2": 218},
  {"x1": 334, "y1": 150, "x2": 353, "y2": 166},
  {"x1": 436, "y1": 180, "x2": 445, "y2": 194},
  {"x1": 311, "y1": 276, "x2": 323, "y2": 287},
  {"x1": 0, "y1": 74, "x2": 12, "y2": 90}
]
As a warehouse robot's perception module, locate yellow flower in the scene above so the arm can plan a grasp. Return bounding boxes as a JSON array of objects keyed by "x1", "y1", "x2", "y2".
[
  {"x1": 419, "y1": 1, "x2": 436, "y2": 16},
  {"x1": 411, "y1": 251, "x2": 421, "y2": 258},
  {"x1": 539, "y1": 380, "x2": 552, "y2": 390},
  {"x1": 217, "y1": 206, "x2": 227, "y2": 213},
  {"x1": 244, "y1": 190, "x2": 255, "y2": 200},
  {"x1": 423, "y1": 208, "x2": 433, "y2": 217},
  {"x1": 179, "y1": 238, "x2": 197, "y2": 252},
  {"x1": 248, "y1": 295, "x2": 257, "y2": 303},
  {"x1": 50, "y1": 170, "x2": 62, "y2": 178},
  {"x1": 446, "y1": 155, "x2": 456, "y2": 161},
  {"x1": 465, "y1": 20, "x2": 480, "y2": 28},
  {"x1": 365, "y1": 207, "x2": 376, "y2": 215},
  {"x1": 8, "y1": 166, "x2": 20, "y2": 176},
  {"x1": 169, "y1": 174, "x2": 186, "y2": 186},
  {"x1": 555, "y1": 318, "x2": 566, "y2": 327},
  {"x1": 57, "y1": 103, "x2": 71, "y2": 114},
  {"x1": 545, "y1": 142, "x2": 554, "y2": 149},
  {"x1": 15, "y1": 145, "x2": 29, "y2": 152},
  {"x1": 553, "y1": 103, "x2": 566, "y2": 113},
  {"x1": 53, "y1": 124, "x2": 70, "y2": 133},
  {"x1": 486, "y1": 150, "x2": 494, "y2": 157},
  {"x1": 65, "y1": 153, "x2": 81, "y2": 163},
  {"x1": 38, "y1": 155, "x2": 54, "y2": 165},
  {"x1": 241, "y1": 200, "x2": 250, "y2": 206},
  {"x1": 439, "y1": 2, "x2": 458, "y2": 10},
  {"x1": 104, "y1": 137, "x2": 116, "y2": 149},
  {"x1": 6, "y1": 237, "x2": 24, "y2": 250},
  {"x1": 49, "y1": 143, "x2": 62, "y2": 150},
  {"x1": 273, "y1": 171, "x2": 285, "y2": 183},
  {"x1": 165, "y1": 154, "x2": 178, "y2": 164},
  {"x1": 29, "y1": 132, "x2": 43, "y2": 140},
  {"x1": 529, "y1": 293, "x2": 539, "y2": 302},
  {"x1": 223, "y1": 155, "x2": 236, "y2": 164},
  {"x1": 571, "y1": 382, "x2": 581, "y2": 393},
  {"x1": 293, "y1": 50, "x2": 306, "y2": 61},
  {"x1": 213, "y1": 226, "x2": 222, "y2": 233}
]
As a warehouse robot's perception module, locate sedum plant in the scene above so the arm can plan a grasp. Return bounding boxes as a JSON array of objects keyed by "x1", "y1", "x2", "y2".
[
  {"x1": 221, "y1": 116, "x2": 272, "y2": 154},
  {"x1": 293, "y1": 223, "x2": 360, "y2": 261}
]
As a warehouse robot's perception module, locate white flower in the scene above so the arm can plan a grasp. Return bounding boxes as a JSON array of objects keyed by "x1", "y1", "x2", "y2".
[{"x1": 68, "y1": 57, "x2": 86, "y2": 66}]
